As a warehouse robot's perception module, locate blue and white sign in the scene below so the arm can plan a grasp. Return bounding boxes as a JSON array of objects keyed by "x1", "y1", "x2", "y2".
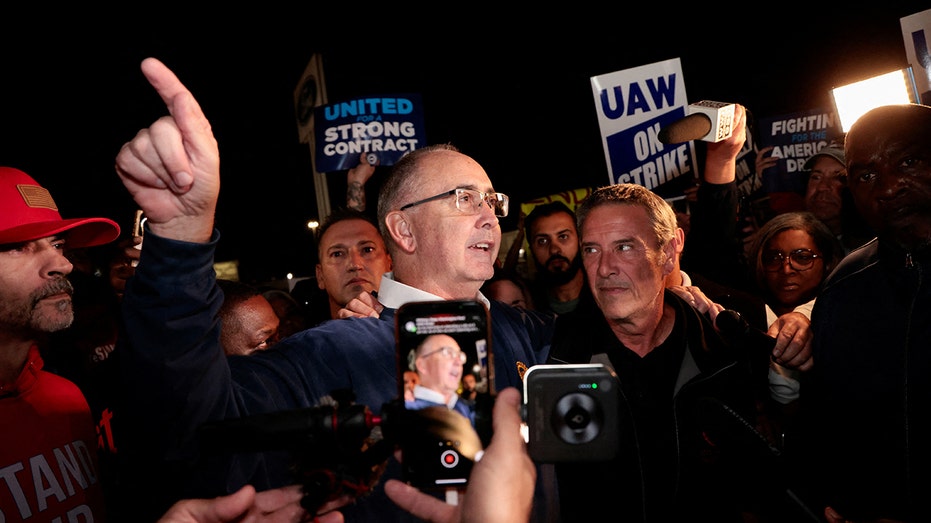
[
  {"x1": 590, "y1": 58, "x2": 698, "y2": 197},
  {"x1": 313, "y1": 93, "x2": 426, "y2": 172}
]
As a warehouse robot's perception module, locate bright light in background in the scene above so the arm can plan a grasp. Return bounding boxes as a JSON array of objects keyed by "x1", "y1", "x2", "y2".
[
  {"x1": 306, "y1": 219, "x2": 320, "y2": 231},
  {"x1": 832, "y1": 68, "x2": 919, "y2": 132}
]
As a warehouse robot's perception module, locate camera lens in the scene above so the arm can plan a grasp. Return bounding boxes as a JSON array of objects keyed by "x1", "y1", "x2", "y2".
[
  {"x1": 552, "y1": 392, "x2": 603, "y2": 444},
  {"x1": 565, "y1": 405, "x2": 591, "y2": 430}
]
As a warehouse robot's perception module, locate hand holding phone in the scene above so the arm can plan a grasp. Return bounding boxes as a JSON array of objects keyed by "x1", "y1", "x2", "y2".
[{"x1": 394, "y1": 300, "x2": 493, "y2": 491}]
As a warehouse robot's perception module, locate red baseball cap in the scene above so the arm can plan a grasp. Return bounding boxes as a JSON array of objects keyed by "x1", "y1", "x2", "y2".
[{"x1": 0, "y1": 166, "x2": 120, "y2": 248}]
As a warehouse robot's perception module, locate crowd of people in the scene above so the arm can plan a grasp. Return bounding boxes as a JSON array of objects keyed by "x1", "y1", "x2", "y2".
[{"x1": 3, "y1": 54, "x2": 929, "y2": 523}]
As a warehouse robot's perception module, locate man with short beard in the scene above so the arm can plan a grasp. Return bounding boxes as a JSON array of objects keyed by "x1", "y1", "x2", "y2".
[
  {"x1": 0, "y1": 166, "x2": 120, "y2": 522},
  {"x1": 524, "y1": 201, "x2": 591, "y2": 314}
]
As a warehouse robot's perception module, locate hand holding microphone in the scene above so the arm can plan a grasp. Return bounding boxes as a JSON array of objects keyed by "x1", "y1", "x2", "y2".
[
  {"x1": 714, "y1": 309, "x2": 776, "y2": 358},
  {"x1": 658, "y1": 101, "x2": 737, "y2": 144},
  {"x1": 765, "y1": 311, "x2": 813, "y2": 371},
  {"x1": 714, "y1": 309, "x2": 813, "y2": 371}
]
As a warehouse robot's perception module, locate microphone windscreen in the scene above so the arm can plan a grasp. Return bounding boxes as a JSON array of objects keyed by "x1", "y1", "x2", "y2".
[
  {"x1": 714, "y1": 309, "x2": 747, "y2": 336},
  {"x1": 658, "y1": 113, "x2": 712, "y2": 144}
]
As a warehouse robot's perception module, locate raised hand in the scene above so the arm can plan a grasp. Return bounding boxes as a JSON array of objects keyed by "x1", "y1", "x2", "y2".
[
  {"x1": 754, "y1": 145, "x2": 778, "y2": 176},
  {"x1": 703, "y1": 103, "x2": 748, "y2": 184},
  {"x1": 115, "y1": 57, "x2": 220, "y2": 244},
  {"x1": 347, "y1": 153, "x2": 377, "y2": 212}
]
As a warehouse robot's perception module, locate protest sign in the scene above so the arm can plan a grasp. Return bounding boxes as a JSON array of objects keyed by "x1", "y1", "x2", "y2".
[
  {"x1": 756, "y1": 108, "x2": 843, "y2": 190},
  {"x1": 313, "y1": 93, "x2": 426, "y2": 173},
  {"x1": 590, "y1": 57, "x2": 698, "y2": 198},
  {"x1": 519, "y1": 187, "x2": 593, "y2": 217},
  {"x1": 901, "y1": 8, "x2": 931, "y2": 105}
]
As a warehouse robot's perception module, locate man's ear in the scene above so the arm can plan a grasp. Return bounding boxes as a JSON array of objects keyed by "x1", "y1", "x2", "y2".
[
  {"x1": 385, "y1": 211, "x2": 416, "y2": 254},
  {"x1": 315, "y1": 264, "x2": 325, "y2": 290},
  {"x1": 661, "y1": 236, "x2": 679, "y2": 276},
  {"x1": 674, "y1": 227, "x2": 685, "y2": 257}
]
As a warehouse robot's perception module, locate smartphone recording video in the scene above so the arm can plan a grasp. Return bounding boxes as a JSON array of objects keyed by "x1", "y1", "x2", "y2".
[{"x1": 394, "y1": 299, "x2": 492, "y2": 491}]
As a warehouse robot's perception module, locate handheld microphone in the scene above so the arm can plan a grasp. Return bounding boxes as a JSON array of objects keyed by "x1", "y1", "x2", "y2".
[
  {"x1": 714, "y1": 309, "x2": 776, "y2": 359},
  {"x1": 658, "y1": 100, "x2": 736, "y2": 144}
]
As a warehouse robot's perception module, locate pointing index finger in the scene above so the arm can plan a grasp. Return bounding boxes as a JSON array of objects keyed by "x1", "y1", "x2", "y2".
[
  {"x1": 140, "y1": 57, "x2": 189, "y2": 109},
  {"x1": 138, "y1": 57, "x2": 217, "y2": 189}
]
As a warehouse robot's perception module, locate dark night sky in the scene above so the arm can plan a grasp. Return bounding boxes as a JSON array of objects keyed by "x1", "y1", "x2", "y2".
[{"x1": 2, "y1": 5, "x2": 927, "y2": 283}]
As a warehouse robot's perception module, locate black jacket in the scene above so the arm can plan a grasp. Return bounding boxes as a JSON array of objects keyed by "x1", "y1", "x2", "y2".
[
  {"x1": 547, "y1": 290, "x2": 793, "y2": 522},
  {"x1": 793, "y1": 238, "x2": 931, "y2": 522}
]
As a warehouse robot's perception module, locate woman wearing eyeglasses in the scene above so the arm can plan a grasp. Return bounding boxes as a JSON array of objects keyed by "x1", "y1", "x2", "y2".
[{"x1": 747, "y1": 211, "x2": 845, "y2": 416}]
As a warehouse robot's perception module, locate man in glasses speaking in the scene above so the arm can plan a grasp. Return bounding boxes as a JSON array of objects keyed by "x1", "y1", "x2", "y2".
[
  {"x1": 400, "y1": 188, "x2": 509, "y2": 217},
  {"x1": 405, "y1": 334, "x2": 475, "y2": 422},
  {"x1": 112, "y1": 58, "x2": 552, "y2": 522}
]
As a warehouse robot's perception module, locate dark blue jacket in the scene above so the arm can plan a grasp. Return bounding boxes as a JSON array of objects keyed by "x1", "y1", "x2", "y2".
[{"x1": 116, "y1": 230, "x2": 553, "y2": 521}]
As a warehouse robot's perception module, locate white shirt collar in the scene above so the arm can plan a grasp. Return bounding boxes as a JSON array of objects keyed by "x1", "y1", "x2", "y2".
[
  {"x1": 679, "y1": 269, "x2": 692, "y2": 286},
  {"x1": 413, "y1": 384, "x2": 459, "y2": 409},
  {"x1": 377, "y1": 272, "x2": 491, "y2": 310}
]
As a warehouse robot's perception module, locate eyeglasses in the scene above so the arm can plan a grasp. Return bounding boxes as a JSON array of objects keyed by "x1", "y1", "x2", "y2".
[
  {"x1": 419, "y1": 345, "x2": 467, "y2": 364},
  {"x1": 400, "y1": 188, "x2": 509, "y2": 217},
  {"x1": 762, "y1": 248, "x2": 822, "y2": 272}
]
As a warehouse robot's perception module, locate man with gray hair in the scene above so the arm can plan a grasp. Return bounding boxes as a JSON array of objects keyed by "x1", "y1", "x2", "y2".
[{"x1": 548, "y1": 183, "x2": 792, "y2": 521}]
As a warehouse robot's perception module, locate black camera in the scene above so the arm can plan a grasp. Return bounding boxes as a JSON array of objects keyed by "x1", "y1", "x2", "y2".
[{"x1": 522, "y1": 363, "x2": 620, "y2": 463}]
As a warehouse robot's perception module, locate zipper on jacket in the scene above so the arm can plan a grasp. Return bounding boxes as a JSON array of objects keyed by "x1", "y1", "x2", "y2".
[{"x1": 903, "y1": 252, "x2": 921, "y2": 507}]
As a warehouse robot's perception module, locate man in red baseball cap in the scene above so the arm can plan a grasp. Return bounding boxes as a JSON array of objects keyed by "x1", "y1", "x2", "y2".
[{"x1": 0, "y1": 166, "x2": 119, "y2": 521}]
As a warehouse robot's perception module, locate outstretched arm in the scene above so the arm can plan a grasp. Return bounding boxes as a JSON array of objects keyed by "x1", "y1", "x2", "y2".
[
  {"x1": 115, "y1": 57, "x2": 220, "y2": 244},
  {"x1": 685, "y1": 104, "x2": 749, "y2": 289}
]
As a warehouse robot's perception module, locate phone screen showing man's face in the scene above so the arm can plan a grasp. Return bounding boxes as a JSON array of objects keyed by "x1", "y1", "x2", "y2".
[{"x1": 395, "y1": 300, "x2": 492, "y2": 491}]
